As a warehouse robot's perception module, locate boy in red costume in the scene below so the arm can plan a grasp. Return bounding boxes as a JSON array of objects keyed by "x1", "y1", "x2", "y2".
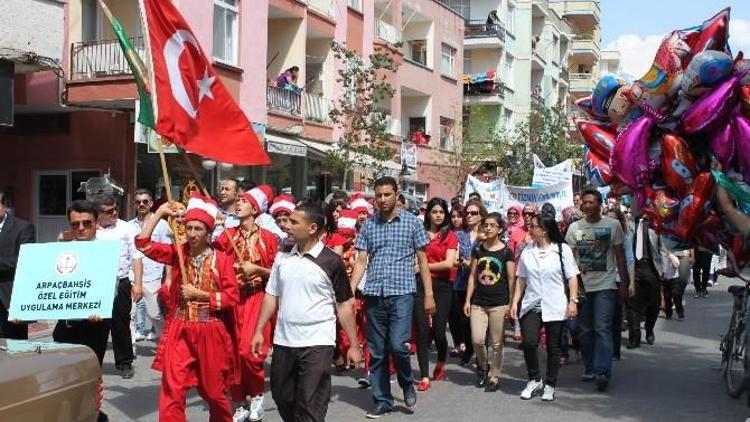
[
  {"x1": 214, "y1": 188, "x2": 279, "y2": 422},
  {"x1": 135, "y1": 193, "x2": 239, "y2": 422}
]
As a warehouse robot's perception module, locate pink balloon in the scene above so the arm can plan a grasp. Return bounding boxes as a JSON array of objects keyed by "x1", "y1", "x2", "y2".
[
  {"x1": 610, "y1": 114, "x2": 657, "y2": 191},
  {"x1": 682, "y1": 71, "x2": 745, "y2": 134},
  {"x1": 734, "y1": 113, "x2": 750, "y2": 182},
  {"x1": 709, "y1": 118, "x2": 734, "y2": 171}
]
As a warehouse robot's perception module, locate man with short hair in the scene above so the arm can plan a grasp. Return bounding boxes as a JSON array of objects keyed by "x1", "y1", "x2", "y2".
[
  {"x1": 237, "y1": 180, "x2": 257, "y2": 195},
  {"x1": 350, "y1": 176, "x2": 435, "y2": 418},
  {"x1": 96, "y1": 194, "x2": 143, "y2": 379},
  {"x1": 214, "y1": 179, "x2": 241, "y2": 240},
  {"x1": 0, "y1": 190, "x2": 35, "y2": 339},
  {"x1": 130, "y1": 189, "x2": 170, "y2": 342},
  {"x1": 565, "y1": 189, "x2": 629, "y2": 392},
  {"x1": 252, "y1": 202, "x2": 360, "y2": 422}
]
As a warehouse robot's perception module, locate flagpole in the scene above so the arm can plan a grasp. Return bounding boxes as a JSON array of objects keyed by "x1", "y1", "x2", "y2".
[{"x1": 157, "y1": 139, "x2": 189, "y2": 286}]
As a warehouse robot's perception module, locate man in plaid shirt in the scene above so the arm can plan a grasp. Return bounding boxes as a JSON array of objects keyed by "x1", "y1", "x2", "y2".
[{"x1": 351, "y1": 176, "x2": 436, "y2": 419}]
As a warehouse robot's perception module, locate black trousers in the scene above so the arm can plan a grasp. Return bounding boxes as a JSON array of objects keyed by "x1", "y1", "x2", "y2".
[
  {"x1": 111, "y1": 278, "x2": 134, "y2": 367},
  {"x1": 0, "y1": 304, "x2": 28, "y2": 339},
  {"x1": 53, "y1": 319, "x2": 111, "y2": 366},
  {"x1": 520, "y1": 311, "x2": 563, "y2": 386},
  {"x1": 693, "y1": 250, "x2": 713, "y2": 293},
  {"x1": 270, "y1": 344, "x2": 334, "y2": 422},
  {"x1": 627, "y1": 261, "x2": 660, "y2": 344},
  {"x1": 448, "y1": 290, "x2": 474, "y2": 361},
  {"x1": 414, "y1": 277, "x2": 452, "y2": 378},
  {"x1": 663, "y1": 277, "x2": 686, "y2": 317}
]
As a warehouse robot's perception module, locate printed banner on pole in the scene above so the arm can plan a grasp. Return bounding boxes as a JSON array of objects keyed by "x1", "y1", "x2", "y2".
[
  {"x1": 532, "y1": 154, "x2": 572, "y2": 188},
  {"x1": 9, "y1": 241, "x2": 120, "y2": 321},
  {"x1": 463, "y1": 175, "x2": 505, "y2": 212},
  {"x1": 503, "y1": 180, "x2": 574, "y2": 217},
  {"x1": 401, "y1": 140, "x2": 417, "y2": 171}
]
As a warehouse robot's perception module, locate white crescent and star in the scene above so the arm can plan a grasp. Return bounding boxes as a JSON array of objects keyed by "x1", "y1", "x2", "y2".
[{"x1": 163, "y1": 29, "x2": 215, "y2": 118}]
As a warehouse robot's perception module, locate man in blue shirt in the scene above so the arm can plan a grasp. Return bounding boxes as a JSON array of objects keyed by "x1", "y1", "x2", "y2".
[{"x1": 351, "y1": 176, "x2": 435, "y2": 419}]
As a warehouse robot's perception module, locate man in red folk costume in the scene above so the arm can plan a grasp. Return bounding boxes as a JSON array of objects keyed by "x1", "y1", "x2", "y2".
[
  {"x1": 135, "y1": 193, "x2": 239, "y2": 422},
  {"x1": 214, "y1": 188, "x2": 279, "y2": 422}
]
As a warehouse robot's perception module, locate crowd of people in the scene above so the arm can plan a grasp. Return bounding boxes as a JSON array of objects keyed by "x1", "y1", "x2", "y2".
[{"x1": 0, "y1": 173, "x2": 747, "y2": 422}]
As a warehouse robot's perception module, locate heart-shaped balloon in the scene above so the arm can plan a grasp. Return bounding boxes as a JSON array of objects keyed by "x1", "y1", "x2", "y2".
[
  {"x1": 682, "y1": 71, "x2": 746, "y2": 134},
  {"x1": 673, "y1": 172, "x2": 716, "y2": 240},
  {"x1": 734, "y1": 113, "x2": 750, "y2": 183},
  {"x1": 577, "y1": 120, "x2": 617, "y2": 160},
  {"x1": 709, "y1": 116, "x2": 735, "y2": 171},
  {"x1": 611, "y1": 113, "x2": 657, "y2": 190},
  {"x1": 662, "y1": 133, "x2": 698, "y2": 197}
]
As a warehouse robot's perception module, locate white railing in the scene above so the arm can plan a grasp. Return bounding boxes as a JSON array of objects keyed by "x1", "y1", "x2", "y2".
[
  {"x1": 376, "y1": 20, "x2": 402, "y2": 45},
  {"x1": 304, "y1": 93, "x2": 332, "y2": 123},
  {"x1": 385, "y1": 115, "x2": 402, "y2": 138},
  {"x1": 308, "y1": 0, "x2": 335, "y2": 19}
]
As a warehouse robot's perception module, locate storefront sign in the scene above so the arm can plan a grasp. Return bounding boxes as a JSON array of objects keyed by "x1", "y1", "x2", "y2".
[
  {"x1": 266, "y1": 140, "x2": 307, "y2": 157},
  {"x1": 9, "y1": 241, "x2": 120, "y2": 321}
]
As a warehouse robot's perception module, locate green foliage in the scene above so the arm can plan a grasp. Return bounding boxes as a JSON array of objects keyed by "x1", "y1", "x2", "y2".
[{"x1": 327, "y1": 41, "x2": 401, "y2": 188}]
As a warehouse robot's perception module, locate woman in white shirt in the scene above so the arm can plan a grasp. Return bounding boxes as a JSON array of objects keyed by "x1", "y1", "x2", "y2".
[{"x1": 510, "y1": 215, "x2": 580, "y2": 402}]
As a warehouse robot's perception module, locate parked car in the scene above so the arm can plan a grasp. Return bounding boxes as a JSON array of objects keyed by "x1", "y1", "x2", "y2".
[{"x1": 0, "y1": 339, "x2": 101, "y2": 421}]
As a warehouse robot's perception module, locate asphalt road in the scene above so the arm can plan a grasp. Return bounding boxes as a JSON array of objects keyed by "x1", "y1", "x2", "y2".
[{"x1": 90, "y1": 278, "x2": 749, "y2": 421}]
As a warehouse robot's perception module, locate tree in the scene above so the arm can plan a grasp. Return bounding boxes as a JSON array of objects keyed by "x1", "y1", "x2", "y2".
[{"x1": 327, "y1": 41, "x2": 401, "y2": 189}]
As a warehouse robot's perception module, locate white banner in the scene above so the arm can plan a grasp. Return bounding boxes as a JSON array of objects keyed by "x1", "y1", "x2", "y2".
[
  {"x1": 532, "y1": 154, "x2": 572, "y2": 188},
  {"x1": 401, "y1": 140, "x2": 417, "y2": 171},
  {"x1": 503, "y1": 180, "x2": 574, "y2": 218},
  {"x1": 463, "y1": 175, "x2": 505, "y2": 212}
]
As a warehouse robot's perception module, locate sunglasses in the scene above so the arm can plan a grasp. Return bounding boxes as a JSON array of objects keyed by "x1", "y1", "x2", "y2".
[
  {"x1": 101, "y1": 207, "x2": 117, "y2": 216},
  {"x1": 466, "y1": 211, "x2": 480, "y2": 216},
  {"x1": 523, "y1": 211, "x2": 536, "y2": 216},
  {"x1": 482, "y1": 222, "x2": 500, "y2": 229},
  {"x1": 135, "y1": 199, "x2": 151, "y2": 205},
  {"x1": 70, "y1": 220, "x2": 95, "y2": 229}
]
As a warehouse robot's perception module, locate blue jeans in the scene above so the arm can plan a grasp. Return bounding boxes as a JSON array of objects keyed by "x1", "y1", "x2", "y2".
[
  {"x1": 578, "y1": 289, "x2": 616, "y2": 378},
  {"x1": 365, "y1": 294, "x2": 415, "y2": 410}
]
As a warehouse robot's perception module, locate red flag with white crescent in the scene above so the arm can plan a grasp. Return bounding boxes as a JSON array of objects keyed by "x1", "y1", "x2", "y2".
[{"x1": 140, "y1": 0, "x2": 270, "y2": 165}]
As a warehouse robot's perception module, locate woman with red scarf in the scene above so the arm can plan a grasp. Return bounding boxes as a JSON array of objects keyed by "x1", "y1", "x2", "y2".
[{"x1": 135, "y1": 194, "x2": 239, "y2": 422}]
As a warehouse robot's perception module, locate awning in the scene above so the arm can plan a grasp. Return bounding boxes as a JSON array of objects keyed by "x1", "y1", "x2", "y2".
[
  {"x1": 301, "y1": 139, "x2": 402, "y2": 176},
  {"x1": 265, "y1": 133, "x2": 308, "y2": 157}
]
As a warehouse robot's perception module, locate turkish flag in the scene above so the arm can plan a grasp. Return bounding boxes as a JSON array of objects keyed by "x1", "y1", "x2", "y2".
[{"x1": 141, "y1": 0, "x2": 270, "y2": 165}]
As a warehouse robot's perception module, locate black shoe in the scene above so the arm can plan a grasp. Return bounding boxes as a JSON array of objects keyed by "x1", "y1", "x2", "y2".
[
  {"x1": 595, "y1": 374, "x2": 609, "y2": 392},
  {"x1": 121, "y1": 363, "x2": 134, "y2": 379},
  {"x1": 665, "y1": 313, "x2": 672, "y2": 320},
  {"x1": 703, "y1": 290, "x2": 709, "y2": 297},
  {"x1": 613, "y1": 353, "x2": 621, "y2": 361},
  {"x1": 645, "y1": 333, "x2": 655, "y2": 345},
  {"x1": 626, "y1": 341, "x2": 640, "y2": 349},
  {"x1": 97, "y1": 411, "x2": 109, "y2": 422},
  {"x1": 365, "y1": 404, "x2": 392, "y2": 419},
  {"x1": 403, "y1": 384, "x2": 417, "y2": 409},
  {"x1": 475, "y1": 368, "x2": 488, "y2": 388},
  {"x1": 677, "y1": 311, "x2": 685, "y2": 319}
]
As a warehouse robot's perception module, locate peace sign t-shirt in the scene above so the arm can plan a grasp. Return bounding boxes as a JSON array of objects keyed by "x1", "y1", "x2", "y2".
[{"x1": 470, "y1": 244, "x2": 514, "y2": 307}]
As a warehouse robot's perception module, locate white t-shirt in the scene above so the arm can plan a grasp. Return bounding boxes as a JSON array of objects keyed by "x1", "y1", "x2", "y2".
[
  {"x1": 129, "y1": 217, "x2": 171, "y2": 282},
  {"x1": 565, "y1": 216, "x2": 624, "y2": 292},
  {"x1": 97, "y1": 219, "x2": 143, "y2": 280},
  {"x1": 517, "y1": 243, "x2": 580, "y2": 321}
]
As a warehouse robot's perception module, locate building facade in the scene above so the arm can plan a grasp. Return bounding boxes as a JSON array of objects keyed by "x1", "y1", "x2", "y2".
[{"x1": 0, "y1": 0, "x2": 465, "y2": 241}]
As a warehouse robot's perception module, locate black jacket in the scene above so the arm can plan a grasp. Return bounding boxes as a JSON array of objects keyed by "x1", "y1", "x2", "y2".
[{"x1": 0, "y1": 214, "x2": 35, "y2": 310}]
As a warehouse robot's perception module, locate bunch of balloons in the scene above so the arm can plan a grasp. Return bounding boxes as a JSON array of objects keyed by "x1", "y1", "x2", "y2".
[{"x1": 575, "y1": 8, "x2": 750, "y2": 270}]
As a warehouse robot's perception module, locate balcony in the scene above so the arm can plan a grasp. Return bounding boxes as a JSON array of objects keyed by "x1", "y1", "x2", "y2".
[
  {"x1": 556, "y1": 0, "x2": 600, "y2": 30},
  {"x1": 531, "y1": 92, "x2": 545, "y2": 108},
  {"x1": 464, "y1": 20, "x2": 505, "y2": 50},
  {"x1": 571, "y1": 36, "x2": 600, "y2": 61},
  {"x1": 569, "y1": 73, "x2": 596, "y2": 94},
  {"x1": 70, "y1": 37, "x2": 145, "y2": 81},
  {"x1": 307, "y1": 0, "x2": 335, "y2": 20},
  {"x1": 464, "y1": 80, "x2": 505, "y2": 106},
  {"x1": 384, "y1": 115, "x2": 403, "y2": 139},
  {"x1": 304, "y1": 93, "x2": 331, "y2": 124},
  {"x1": 532, "y1": 49, "x2": 547, "y2": 70},
  {"x1": 376, "y1": 19, "x2": 402, "y2": 45},
  {"x1": 267, "y1": 85, "x2": 301, "y2": 116}
]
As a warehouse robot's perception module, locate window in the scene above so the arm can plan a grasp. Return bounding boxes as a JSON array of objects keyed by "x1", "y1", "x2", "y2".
[
  {"x1": 503, "y1": 109, "x2": 513, "y2": 128},
  {"x1": 409, "y1": 117, "x2": 428, "y2": 145},
  {"x1": 439, "y1": 117, "x2": 454, "y2": 150},
  {"x1": 409, "y1": 40, "x2": 428, "y2": 67},
  {"x1": 505, "y1": 55, "x2": 514, "y2": 87},
  {"x1": 463, "y1": 50, "x2": 472, "y2": 75},
  {"x1": 348, "y1": 0, "x2": 362, "y2": 11},
  {"x1": 213, "y1": 0, "x2": 238, "y2": 65},
  {"x1": 507, "y1": 5, "x2": 515, "y2": 34},
  {"x1": 441, "y1": 44, "x2": 457, "y2": 78},
  {"x1": 444, "y1": 0, "x2": 470, "y2": 19},
  {"x1": 403, "y1": 182, "x2": 428, "y2": 203}
]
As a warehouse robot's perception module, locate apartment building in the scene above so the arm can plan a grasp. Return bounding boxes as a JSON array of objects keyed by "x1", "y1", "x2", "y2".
[{"x1": 0, "y1": 0, "x2": 465, "y2": 240}]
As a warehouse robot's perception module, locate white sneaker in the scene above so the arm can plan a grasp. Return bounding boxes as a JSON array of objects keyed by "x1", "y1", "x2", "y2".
[
  {"x1": 520, "y1": 380, "x2": 543, "y2": 400},
  {"x1": 233, "y1": 405, "x2": 250, "y2": 422},
  {"x1": 541, "y1": 384, "x2": 555, "y2": 401},
  {"x1": 248, "y1": 395, "x2": 264, "y2": 421},
  {"x1": 358, "y1": 376, "x2": 371, "y2": 389},
  {"x1": 146, "y1": 332, "x2": 158, "y2": 342},
  {"x1": 133, "y1": 332, "x2": 147, "y2": 342}
]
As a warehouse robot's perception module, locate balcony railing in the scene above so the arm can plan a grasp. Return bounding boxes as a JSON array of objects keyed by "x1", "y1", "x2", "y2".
[
  {"x1": 531, "y1": 92, "x2": 545, "y2": 107},
  {"x1": 464, "y1": 20, "x2": 506, "y2": 41},
  {"x1": 464, "y1": 80, "x2": 505, "y2": 98},
  {"x1": 561, "y1": 68, "x2": 570, "y2": 82},
  {"x1": 304, "y1": 93, "x2": 331, "y2": 123},
  {"x1": 267, "y1": 85, "x2": 301, "y2": 115},
  {"x1": 307, "y1": 0, "x2": 335, "y2": 20},
  {"x1": 70, "y1": 37, "x2": 145, "y2": 80},
  {"x1": 376, "y1": 20, "x2": 402, "y2": 45}
]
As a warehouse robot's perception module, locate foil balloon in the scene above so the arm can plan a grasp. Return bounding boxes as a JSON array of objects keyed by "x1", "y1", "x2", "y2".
[
  {"x1": 577, "y1": 120, "x2": 616, "y2": 160},
  {"x1": 610, "y1": 111, "x2": 658, "y2": 191},
  {"x1": 645, "y1": 187, "x2": 680, "y2": 222},
  {"x1": 709, "y1": 116, "x2": 734, "y2": 171},
  {"x1": 741, "y1": 85, "x2": 750, "y2": 118},
  {"x1": 574, "y1": 96, "x2": 603, "y2": 120},
  {"x1": 735, "y1": 113, "x2": 750, "y2": 182},
  {"x1": 694, "y1": 212, "x2": 723, "y2": 254},
  {"x1": 584, "y1": 147, "x2": 613, "y2": 187},
  {"x1": 681, "y1": 71, "x2": 746, "y2": 134},
  {"x1": 682, "y1": 7, "x2": 731, "y2": 64},
  {"x1": 673, "y1": 172, "x2": 716, "y2": 240},
  {"x1": 729, "y1": 235, "x2": 750, "y2": 272},
  {"x1": 631, "y1": 31, "x2": 690, "y2": 112},
  {"x1": 662, "y1": 134, "x2": 698, "y2": 197},
  {"x1": 679, "y1": 50, "x2": 733, "y2": 95}
]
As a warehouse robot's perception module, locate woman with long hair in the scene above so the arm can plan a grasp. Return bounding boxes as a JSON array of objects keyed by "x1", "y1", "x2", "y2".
[
  {"x1": 414, "y1": 197, "x2": 458, "y2": 391},
  {"x1": 448, "y1": 204, "x2": 473, "y2": 365},
  {"x1": 464, "y1": 212, "x2": 516, "y2": 391},
  {"x1": 511, "y1": 215, "x2": 580, "y2": 402}
]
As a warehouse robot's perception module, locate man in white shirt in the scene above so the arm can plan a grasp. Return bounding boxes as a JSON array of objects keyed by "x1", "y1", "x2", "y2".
[
  {"x1": 252, "y1": 202, "x2": 360, "y2": 422},
  {"x1": 213, "y1": 178, "x2": 241, "y2": 240},
  {"x1": 96, "y1": 194, "x2": 143, "y2": 379},
  {"x1": 129, "y1": 189, "x2": 170, "y2": 342}
]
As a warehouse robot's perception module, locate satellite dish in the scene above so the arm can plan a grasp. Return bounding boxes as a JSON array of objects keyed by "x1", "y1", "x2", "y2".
[{"x1": 77, "y1": 175, "x2": 125, "y2": 202}]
